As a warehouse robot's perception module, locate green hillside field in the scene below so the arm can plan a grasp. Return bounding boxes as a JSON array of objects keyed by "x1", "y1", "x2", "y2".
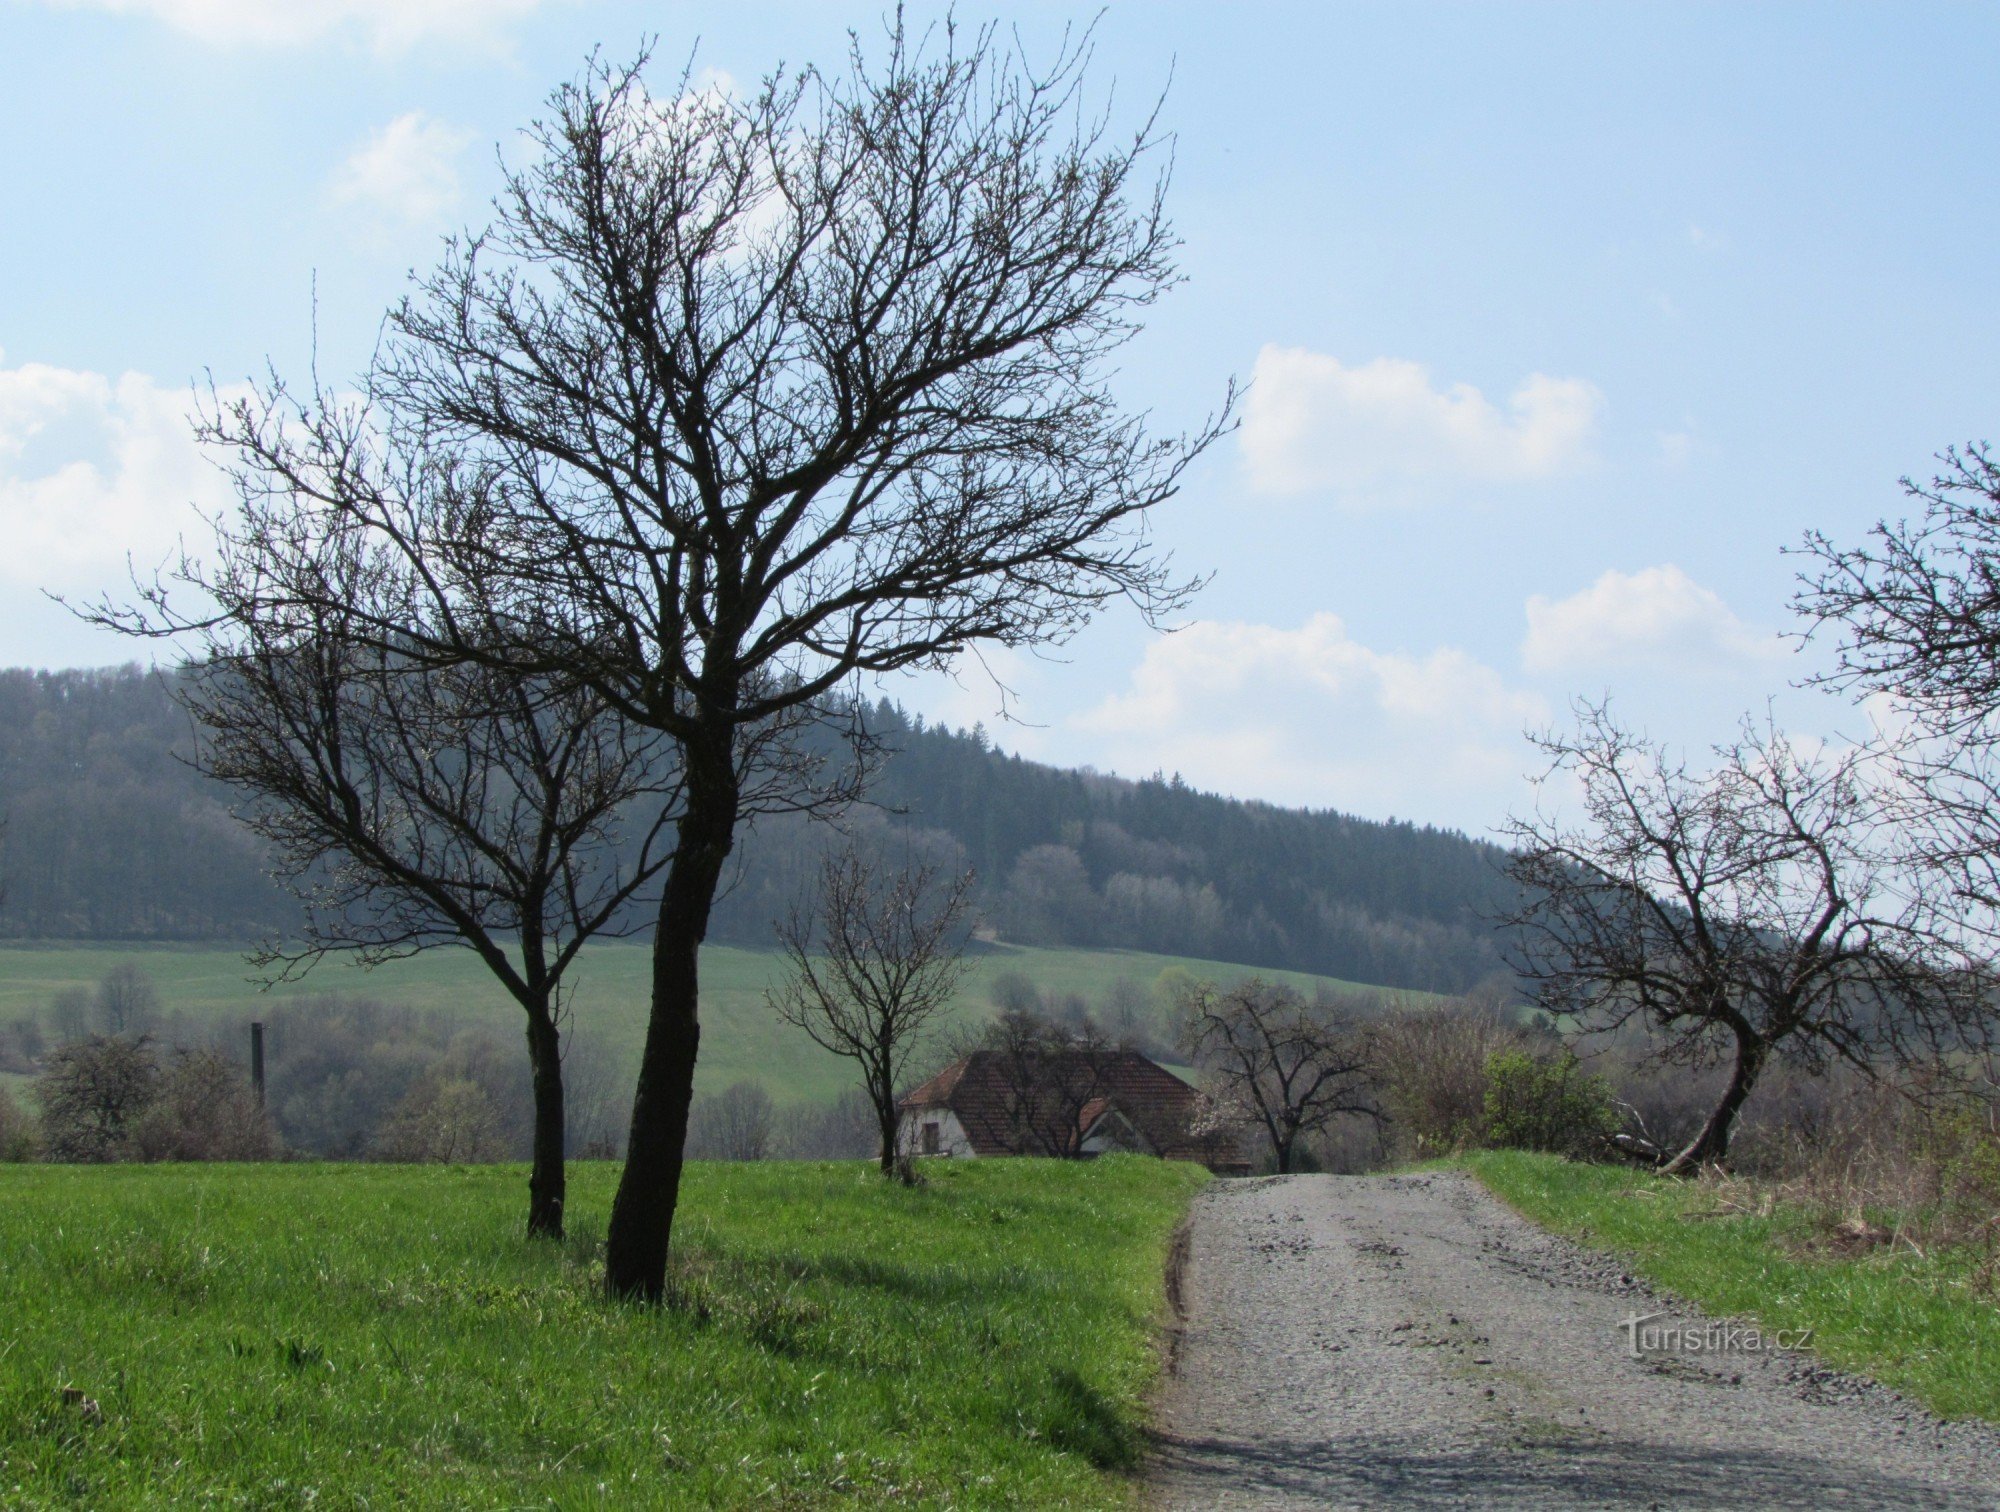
[{"x1": 0, "y1": 940, "x2": 1386, "y2": 1108}]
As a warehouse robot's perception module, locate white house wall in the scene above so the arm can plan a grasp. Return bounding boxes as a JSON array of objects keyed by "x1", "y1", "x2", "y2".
[{"x1": 897, "y1": 1107, "x2": 976, "y2": 1159}]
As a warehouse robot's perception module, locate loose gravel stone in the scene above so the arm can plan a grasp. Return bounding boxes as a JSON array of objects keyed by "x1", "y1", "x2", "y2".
[{"x1": 1148, "y1": 1172, "x2": 2000, "y2": 1510}]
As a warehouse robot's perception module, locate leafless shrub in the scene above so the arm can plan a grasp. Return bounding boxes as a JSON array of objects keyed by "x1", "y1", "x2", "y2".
[
  {"x1": 255, "y1": 997, "x2": 529, "y2": 1160},
  {"x1": 561, "y1": 1030, "x2": 629, "y2": 1161}
]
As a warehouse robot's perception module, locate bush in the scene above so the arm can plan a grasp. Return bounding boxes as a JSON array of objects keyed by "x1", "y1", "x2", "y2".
[
  {"x1": 131, "y1": 1047, "x2": 279, "y2": 1162},
  {"x1": 0, "y1": 1083, "x2": 38, "y2": 1161},
  {"x1": 372, "y1": 1072, "x2": 507, "y2": 1163},
  {"x1": 33, "y1": 1034, "x2": 160, "y2": 1162},
  {"x1": 1482, "y1": 1048, "x2": 1619, "y2": 1158},
  {"x1": 1368, "y1": 995, "x2": 1524, "y2": 1157}
]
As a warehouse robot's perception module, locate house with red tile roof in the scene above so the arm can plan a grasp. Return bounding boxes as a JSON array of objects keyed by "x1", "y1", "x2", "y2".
[{"x1": 896, "y1": 1048, "x2": 1249, "y2": 1173}]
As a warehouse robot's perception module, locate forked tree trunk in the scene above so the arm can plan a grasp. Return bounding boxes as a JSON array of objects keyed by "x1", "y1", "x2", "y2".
[
  {"x1": 524, "y1": 1005, "x2": 566, "y2": 1240},
  {"x1": 1662, "y1": 1031, "x2": 1769, "y2": 1175},
  {"x1": 604, "y1": 733, "x2": 739, "y2": 1302}
]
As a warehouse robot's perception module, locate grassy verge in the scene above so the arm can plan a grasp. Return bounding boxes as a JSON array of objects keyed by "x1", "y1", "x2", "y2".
[
  {"x1": 0, "y1": 1156, "x2": 1207, "y2": 1508},
  {"x1": 1459, "y1": 1149, "x2": 2000, "y2": 1422}
]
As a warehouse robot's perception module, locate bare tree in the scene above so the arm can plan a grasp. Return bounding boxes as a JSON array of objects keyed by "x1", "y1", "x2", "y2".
[
  {"x1": 972, "y1": 1009, "x2": 1122, "y2": 1158},
  {"x1": 1500, "y1": 702, "x2": 1991, "y2": 1173},
  {"x1": 177, "y1": 617, "x2": 679, "y2": 1238},
  {"x1": 770, "y1": 843, "x2": 974, "y2": 1177},
  {"x1": 1797, "y1": 443, "x2": 2000, "y2": 932},
  {"x1": 95, "y1": 964, "x2": 160, "y2": 1036},
  {"x1": 100, "y1": 20, "x2": 1226, "y2": 1297},
  {"x1": 686, "y1": 1081, "x2": 775, "y2": 1162},
  {"x1": 1178, "y1": 977, "x2": 1377, "y2": 1174}
]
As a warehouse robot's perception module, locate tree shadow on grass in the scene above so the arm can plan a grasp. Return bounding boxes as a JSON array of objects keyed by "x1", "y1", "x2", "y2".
[
  {"x1": 1040, "y1": 1367, "x2": 1144, "y2": 1471},
  {"x1": 774, "y1": 1251, "x2": 1047, "y2": 1310}
]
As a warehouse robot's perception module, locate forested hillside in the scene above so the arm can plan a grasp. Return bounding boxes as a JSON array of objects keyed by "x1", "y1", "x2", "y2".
[{"x1": 0, "y1": 668, "x2": 1518, "y2": 991}]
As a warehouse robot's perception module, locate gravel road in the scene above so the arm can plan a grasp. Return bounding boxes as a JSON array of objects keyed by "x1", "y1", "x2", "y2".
[{"x1": 1148, "y1": 1172, "x2": 2000, "y2": 1510}]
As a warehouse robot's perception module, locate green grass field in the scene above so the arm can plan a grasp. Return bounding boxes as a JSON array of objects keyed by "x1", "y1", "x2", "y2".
[
  {"x1": 0, "y1": 1156, "x2": 1206, "y2": 1508},
  {"x1": 1461, "y1": 1150, "x2": 2000, "y2": 1423},
  {"x1": 0, "y1": 940, "x2": 1372, "y2": 1108}
]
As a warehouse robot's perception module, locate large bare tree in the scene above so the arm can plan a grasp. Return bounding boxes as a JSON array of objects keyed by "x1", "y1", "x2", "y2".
[
  {"x1": 1177, "y1": 977, "x2": 1376, "y2": 1174},
  {"x1": 178, "y1": 589, "x2": 680, "y2": 1237},
  {"x1": 105, "y1": 20, "x2": 1226, "y2": 1297},
  {"x1": 1500, "y1": 702, "x2": 1990, "y2": 1173},
  {"x1": 770, "y1": 841, "x2": 975, "y2": 1177},
  {"x1": 1797, "y1": 443, "x2": 2000, "y2": 930}
]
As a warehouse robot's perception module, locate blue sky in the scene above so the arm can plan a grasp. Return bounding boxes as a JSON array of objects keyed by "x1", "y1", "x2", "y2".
[{"x1": 3, "y1": 1, "x2": 1995, "y2": 834}]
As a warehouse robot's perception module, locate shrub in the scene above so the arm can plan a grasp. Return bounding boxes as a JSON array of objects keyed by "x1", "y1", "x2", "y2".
[
  {"x1": 0, "y1": 1083, "x2": 38, "y2": 1161},
  {"x1": 131, "y1": 1047, "x2": 279, "y2": 1162},
  {"x1": 1368, "y1": 996, "x2": 1524, "y2": 1157},
  {"x1": 1482, "y1": 1048, "x2": 1619, "y2": 1158},
  {"x1": 372, "y1": 1072, "x2": 507, "y2": 1163},
  {"x1": 33, "y1": 1034, "x2": 161, "y2": 1162}
]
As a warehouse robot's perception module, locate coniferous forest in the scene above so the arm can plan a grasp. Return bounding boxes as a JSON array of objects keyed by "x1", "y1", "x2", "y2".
[{"x1": 0, "y1": 667, "x2": 1518, "y2": 992}]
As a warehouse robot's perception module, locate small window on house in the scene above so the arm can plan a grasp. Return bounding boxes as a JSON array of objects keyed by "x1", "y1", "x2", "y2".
[{"x1": 921, "y1": 1121, "x2": 941, "y2": 1154}]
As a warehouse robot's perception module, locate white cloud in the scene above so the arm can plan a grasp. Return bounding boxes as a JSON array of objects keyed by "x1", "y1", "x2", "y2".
[
  {"x1": 33, "y1": 0, "x2": 549, "y2": 52},
  {"x1": 1688, "y1": 223, "x2": 1728, "y2": 254},
  {"x1": 329, "y1": 112, "x2": 475, "y2": 238},
  {"x1": 1073, "y1": 613, "x2": 1546, "y2": 830},
  {"x1": 1522, "y1": 565, "x2": 1785, "y2": 677},
  {"x1": 0, "y1": 350, "x2": 227, "y2": 598},
  {"x1": 1239, "y1": 345, "x2": 1604, "y2": 499}
]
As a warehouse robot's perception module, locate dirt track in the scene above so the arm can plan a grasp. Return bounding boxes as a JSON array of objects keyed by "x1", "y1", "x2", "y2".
[{"x1": 1148, "y1": 1172, "x2": 2000, "y2": 1510}]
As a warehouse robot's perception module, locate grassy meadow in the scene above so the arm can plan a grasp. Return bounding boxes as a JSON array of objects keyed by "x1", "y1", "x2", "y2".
[
  {"x1": 0, "y1": 1156, "x2": 1207, "y2": 1508},
  {"x1": 0, "y1": 939, "x2": 1374, "y2": 1109},
  {"x1": 1462, "y1": 1150, "x2": 2000, "y2": 1423}
]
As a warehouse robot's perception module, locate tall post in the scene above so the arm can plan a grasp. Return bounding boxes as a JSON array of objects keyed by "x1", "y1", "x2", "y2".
[{"x1": 250, "y1": 1021, "x2": 266, "y2": 1108}]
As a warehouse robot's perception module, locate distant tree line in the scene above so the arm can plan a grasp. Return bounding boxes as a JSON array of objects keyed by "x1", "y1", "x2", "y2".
[{"x1": 0, "y1": 670, "x2": 1519, "y2": 993}]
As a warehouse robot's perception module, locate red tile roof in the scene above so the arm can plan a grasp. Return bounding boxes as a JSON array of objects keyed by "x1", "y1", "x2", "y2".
[{"x1": 901, "y1": 1048, "x2": 1235, "y2": 1165}]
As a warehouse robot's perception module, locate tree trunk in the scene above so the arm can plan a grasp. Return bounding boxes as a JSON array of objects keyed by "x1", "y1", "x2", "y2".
[
  {"x1": 1663, "y1": 1031, "x2": 1768, "y2": 1175},
  {"x1": 524, "y1": 1004, "x2": 566, "y2": 1240},
  {"x1": 876, "y1": 1096, "x2": 899, "y2": 1176},
  {"x1": 604, "y1": 732, "x2": 739, "y2": 1302}
]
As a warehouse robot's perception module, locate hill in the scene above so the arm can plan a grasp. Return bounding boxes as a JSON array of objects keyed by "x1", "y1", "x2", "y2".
[
  {"x1": 0, "y1": 666, "x2": 1519, "y2": 991},
  {"x1": 0, "y1": 939, "x2": 1386, "y2": 1120}
]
